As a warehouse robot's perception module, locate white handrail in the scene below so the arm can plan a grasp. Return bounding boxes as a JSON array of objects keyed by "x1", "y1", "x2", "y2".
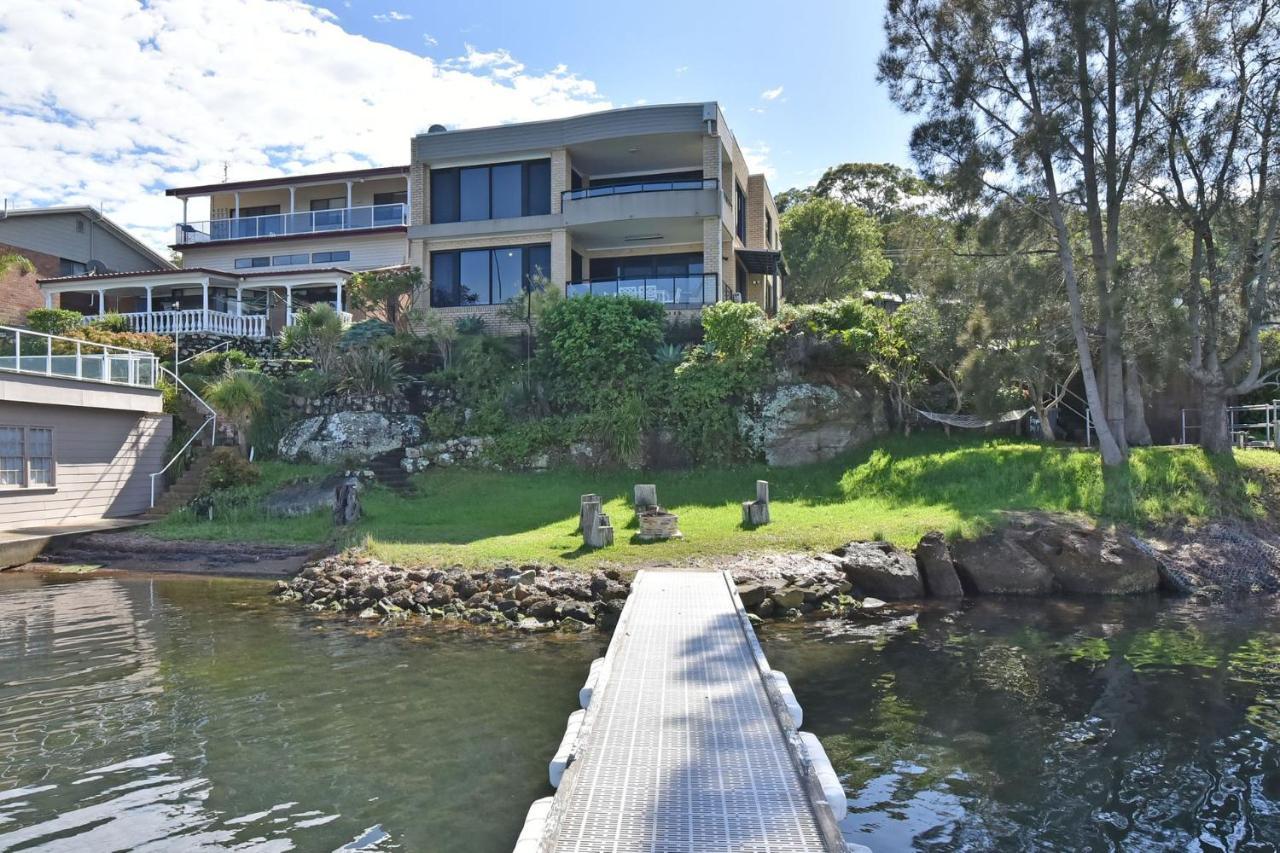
[
  {"x1": 149, "y1": 365, "x2": 219, "y2": 508},
  {"x1": 0, "y1": 324, "x2": 158, "y2": 389},
  {"x1": 178, "y1": 339, "x2": 234, "y2": 366},
  {"x1": 92, "y1": 310, "x2": 269, "y2": 339}
]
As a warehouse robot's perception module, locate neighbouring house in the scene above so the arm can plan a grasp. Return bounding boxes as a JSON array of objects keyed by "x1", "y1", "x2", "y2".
[
  {"x1": 408, "y1": 102, "x2": 785, "y2": 333},
  {"x1": 0, "y1": 325, "x2": 171, "y2": 530},
  {"x1": 36, "y1": 102, "x2": 784, "y2": 340},
  {"x1": 0, "y1": 206, "x2": 171, "y2": 324},
  {"x1": 38, "y1": 166, "x2": 411, "y2": 339}
]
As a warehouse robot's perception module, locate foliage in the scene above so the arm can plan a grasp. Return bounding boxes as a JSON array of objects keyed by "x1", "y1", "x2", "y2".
[
  {"x1": 24, "y1": 308, "x2": 83, "y2": 336},
  {"x1": 780, "y1": 197, "x2": 892, "y2": 303},
  {"x1": 87, "y1": 313, "x2": 131, "y2": 333},
  {"x1": 200, "y1": 447, "x2": 261, "y2": 494},
  {"x1": 777, "y1": 297, "x2": 885, "y2": 356},
  {"x1": 455, "y1": 316, "x2": 487, "y2": 336},
  {"x1": 282, "y1": 367, "x2": 335, "y2": 399},
  {"x1": 699, "y1": 301, "x2": 773, "y2": 364},
  {"x1": 204, "y1": 370, "x2": 268, "y2": 454},
  {"x1": 420, "y1": 311, "x2": 460, "y2": 370},
  {"x1": 282, "y1": 304, "x2": 343, "y2": 373},
  {"x1": 812, "y1": 162, "x2": 930, "y2": 222},
  {"x1": 186, "y1": 348, "x2": 260, "y2": 376},
  {"x1": 341, "y1": 319, "x2": 395, "y2": 348},
  {"x1": 0, "y1": 251, "x2": 35, "y2": 276},
  {"x1": 345, "y1": 267, "x2": 421, "y2": 330},
  {"x1": 537, "y1": 296, "x2": 664, "y2": 408},
  {"x1": 338, "y1": 347, "x2": 406, "y2": 394},
  {"x1": 72, "y1": 326, "x2": 174, "y2": 358},
  {"x1": 654, "y1": 343, "x2": 686, "y2": 367}
]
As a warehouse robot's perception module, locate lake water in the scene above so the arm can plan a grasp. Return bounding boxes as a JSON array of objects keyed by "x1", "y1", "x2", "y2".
[{"x1": 2, "y1": 574, "x2": 1279, "y2": 851}]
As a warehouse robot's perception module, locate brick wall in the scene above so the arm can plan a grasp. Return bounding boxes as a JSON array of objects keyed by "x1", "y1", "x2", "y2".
[{"x1": 0, "y1": 242, "x2": 58, "y2": 324}]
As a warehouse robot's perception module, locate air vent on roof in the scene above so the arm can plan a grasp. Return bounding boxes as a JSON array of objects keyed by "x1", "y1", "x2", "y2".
[{"x1": 427, "y1": 124, "x2": 448, "y2": 134}]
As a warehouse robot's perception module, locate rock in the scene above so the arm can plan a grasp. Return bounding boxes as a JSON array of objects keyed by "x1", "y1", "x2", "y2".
[
  {"x1": 755, "y1": 597, "x2": 776, "y2": 618},
  {"x1": 833, "y1": 541, "x2": 924, "y2": 599},
  {"x1": 560, "y1": 602, "x2": 596, "y2": 624},
  {"x1": 558, "y1": 616, "x2": 591, "y2": 632},
  {"x1": 1019, "y1": 522, "x2": 1160, "y2": 594},
  {"x1": 770, "y1": 587, "x2": 805, "y2": 609},
  {"x1": 736, "y1": 583, "x2": 769, "y2": 609},
  {"x1": 914, "y1": 531, "x2": 963, "y2": 597},
  {"x1": 278, "y1": 411, "x2": 423, "y2": 464},
  {"x1": 951, "y1": 533, "x2": 1055, "y2": 595},
  {"x1": 262, "y1": 473, "x2": 354, "y2": 517},
  {"x1": 333, "y1": 478, "x2": 361, "y2": 526},
  {"x1": 738, "y1": 380, "x2": 889, "y2": 467}
]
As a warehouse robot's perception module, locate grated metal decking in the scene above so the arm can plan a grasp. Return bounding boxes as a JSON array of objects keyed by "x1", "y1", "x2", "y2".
[{"x1": 539, "y1": 571, "x2": 843, "y2": 852}]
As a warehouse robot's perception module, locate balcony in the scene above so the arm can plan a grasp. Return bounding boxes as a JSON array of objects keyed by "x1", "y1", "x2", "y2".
[
  {"x1": 561, "y1": 178, "x2": 717, "y2": 203},
  {"x1": 175, "y1": 203, "x2": 407, "y2": 246},
  {"x1": 561, "y1": 179, "x2": 720, "y2": 230},
  {"x1": 0, "y1": 326, "x2": 158, "y2": 389},
  {"x1": 566, "y1": 273, "x2": 719, "y2": 307},
  {"x1": 91, "y1": 310, "x2": 269, "y2": 339}
]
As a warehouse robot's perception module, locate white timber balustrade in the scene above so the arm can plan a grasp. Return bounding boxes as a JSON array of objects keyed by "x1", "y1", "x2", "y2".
[{"x1": 83, "y1": 310, "x2": 268, "y2": 339}]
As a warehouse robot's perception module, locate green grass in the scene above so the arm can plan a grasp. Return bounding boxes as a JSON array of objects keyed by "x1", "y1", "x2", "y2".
[{"x1": 147, "y1": 435, "x2": 1280, "y2": 570}]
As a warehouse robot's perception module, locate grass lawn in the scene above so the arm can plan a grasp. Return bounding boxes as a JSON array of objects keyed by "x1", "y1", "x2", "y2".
[{"x1": 147, "y1": 435, "x2": 1280, "y2": 569}]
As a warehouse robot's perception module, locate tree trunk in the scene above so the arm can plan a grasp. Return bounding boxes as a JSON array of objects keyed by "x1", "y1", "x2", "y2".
[
  {"x1": 1035, "y1": 402, "x2": 1057, "y2": 442},
  {"x1": 1123, "y1": 355, "x2": 1153, "y2": 447},
  {"x1": 1199, "y1": 384, "x2": 1233, "y2": 454}
]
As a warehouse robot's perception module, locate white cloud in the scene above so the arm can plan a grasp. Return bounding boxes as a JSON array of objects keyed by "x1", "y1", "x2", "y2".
[
  {"x1": 760, "y1": 85, "x2": 784, "y2": 101},
  {"x1": 423, "y1": 33, "x2": 438, "y2": 46},
  {"x1": 0, "y1": 0, "x2": 610, "y2": 251},
  {"x1": 674, "y1": 65, "x2": 688, "y2": 75},
  {"x1": 740, "y1": 142, "x2": 776, "y2": 182},
  {"x1": 372, "y1": 10, "x2": 411, "y2": 22}
]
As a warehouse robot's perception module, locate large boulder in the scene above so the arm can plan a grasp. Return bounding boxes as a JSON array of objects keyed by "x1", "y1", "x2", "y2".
[
  {"x1": 262, "y1": 473, "x2": 353, "y2": 517},
  {"x1": 279, "y1": 412, "x2": 423, "y2": 464},
  {"x1": 1021, "y1": 521, "x2": 1160, "y2": 594},
  {"x1": 951, "y1": 533, "x2": 1055, "y2": 595},
  {"x1": 831, "y1": 541, "x2": 923, "y2": 599},
  {"x1": 914, "y1": 531, "x2": 963, "y2": 597},
  {"x1": 738, "y1": 380, "x2": 888, "y2": 467}
]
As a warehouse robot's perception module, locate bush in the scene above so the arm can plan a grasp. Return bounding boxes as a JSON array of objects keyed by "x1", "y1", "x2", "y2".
[
  {"x1": 339, "y1": 347, "x2": 406, "y2": 394},
  {"x1": 283, "y1": 368, "x2": 335, "y2": 399},
  {"x1": 87, "y1": 313, "x2": 131, "y2": 333},
  {"x1": 456, "y1": 316, "x2": 487, "y2": 336},
  {"x1": 186, "y1": 348, "x2": 260, "y2": 376},
  {"x1": 700, "y1": 301, "x2": 772, "y2": 363},
  {"x1": 24, "y1": 308, "x2": 83, "y2": 336},
  {"x1": 200, "y1": 447, "x2": 261, "y2": 494},
  {"x1": 342, "y1": 319, "x2": 395, "y2": 348},
  {"x1": 537, "y1": 296, "x2": 664, "y2": 406},
  {"x1": 73, "y1": 326, "x2": 174, "y2": 359},
  {"x1": 777, "y1": 297, "x2": 884, "y2": 354},
  {"x1": 282, "y1": 304, "x2": 343, "y2": 373}
]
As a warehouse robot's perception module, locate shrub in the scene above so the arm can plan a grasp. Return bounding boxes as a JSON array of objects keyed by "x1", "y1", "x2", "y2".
[
  {"x1": 655, "y1": 343, "x2": 686, "y2": 367},
  {"x1": 205, "y1": 371, "x2": 267, "y2": 454},
  {"x1": 73, "y1": 326, "x2": 174, "y2": 359},
  {"x1": 456, "y1": 316, "x2": 487, "y2": 336},
  {"x1": 537, "y1": 296, "x2": 664, "y2": 407},
  {"x1": 777, "y1": 297, "x2": 884, "y2": 354},
  {"x1": 342, "y1": 319, "x2": 395, "y2": 348},
  {"x1": 339, "y1": 347, "x2": 406, "y2": 394},
  {"x1": 282, "y1": 304, "x2": 343, "y2": 373},
  {"x1": 24, "y1": 308, "x2": 83, "y2": 336},
  {"x1": 87, "y1": 313, "x2": 131, "y2": 333},
  {"x1": 200, "y1": 447, "x2": 261, "y2": 494},
  {"x1": 700, "y1": 301, "x2": 772, "y2": 363},
  {"x1": 283, "y1": 368, "x2": 335, "y2": 398},
  {"x1": 187, "y1": 348, "x2": 260, "y2": 376}
]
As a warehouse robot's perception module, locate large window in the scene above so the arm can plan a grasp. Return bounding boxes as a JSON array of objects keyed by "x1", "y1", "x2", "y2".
[
  {"x1": 587, "y1": 252, "x2": 704, "y2": 280},
  {"x1": 0, "y1": 426, "x2": 54, "y2": 488},
  {"x1": 235, "y1": 256, "x2": 270, "y2": 269},
  {"x1": 765, "y1": 210, "x2": 774, "y2": 248},
  {"x1": 430, "y1": 159, "x2": 552, "y2": 224},
  {"x1": 430, "y1": 243, "x2": 552, "y2": 307}
]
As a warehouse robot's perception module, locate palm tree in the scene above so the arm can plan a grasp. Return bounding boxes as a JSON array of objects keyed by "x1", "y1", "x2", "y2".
[
  {"x1": 0, "y1": 252, "x2": 35, "y2": 276},
  {"x1": 204, "y1": 370, "x2": 265, "y2": 456}
]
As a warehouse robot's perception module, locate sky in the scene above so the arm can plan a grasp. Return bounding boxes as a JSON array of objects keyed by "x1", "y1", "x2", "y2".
[{"x1": 0, "y1": 0, "x2": 917, "y2": 252}]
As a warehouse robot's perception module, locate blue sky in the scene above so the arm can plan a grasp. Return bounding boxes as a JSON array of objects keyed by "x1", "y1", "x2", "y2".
[
  {"x1": 317, "y1": 0, "x2": 915, "y2": 191},
  {"x1": 0, "y1": 0, "x2": 916, "y2": 250}
]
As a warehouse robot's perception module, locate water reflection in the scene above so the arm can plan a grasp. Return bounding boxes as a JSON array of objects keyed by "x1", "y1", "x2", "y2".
[
  {"x1": 0, "y1": 574, "x2": 598, "y2": 852},
  {"x1": 761, "y1": 597, "x2": 1280, "y2": 851}
]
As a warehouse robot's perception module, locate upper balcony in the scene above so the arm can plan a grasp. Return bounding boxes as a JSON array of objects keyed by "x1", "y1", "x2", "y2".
[
  {"x1": 175, "y1": 203, "x2": 407, "y2": 246},
  {"x1": 561, "y1": 178, "x2": 721, "y2": 229}
]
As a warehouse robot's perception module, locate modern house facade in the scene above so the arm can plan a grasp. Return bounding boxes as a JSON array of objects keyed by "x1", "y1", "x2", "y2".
[
  {"x1": 0, "y1": 206, "x2": 171, "y2": 324},
  {"x1": 35, "y1": 102, "x2": 782, "y2": 339},
  {"x1": 0, "y1": 326, "x2": 170, "y2": 531},
  {"x1": 407, "y1": 102, "x2": 784, "y2": 332}
]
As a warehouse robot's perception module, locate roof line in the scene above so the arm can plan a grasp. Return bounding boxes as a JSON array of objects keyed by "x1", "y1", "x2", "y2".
[
  {"x1": 166, "y1": 165, "x2": 410, "y2": 197},
  {"x1": 0, "y1": 206, "x2": 172, "y2": 270},
  {"x1": 411, "y1": 101, "x2": 717, "y2": 141}
]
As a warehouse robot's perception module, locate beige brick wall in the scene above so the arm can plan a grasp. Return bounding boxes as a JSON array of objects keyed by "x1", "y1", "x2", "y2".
[
  {"x1": 550, "y1": 148, "x2": 569, "y2": 215},
  {"x1": 747, "y1": 174, "x2": 779, "y2": 250},
  {"x1": 410, "y1": 162, "x2": 428, "y2": 227}
]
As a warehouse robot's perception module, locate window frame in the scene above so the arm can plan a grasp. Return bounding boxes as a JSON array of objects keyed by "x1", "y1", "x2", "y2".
[
  {"x1": 234, "y1": 256, "x2": 271, "y2": 269},
  {"x1": 429, "y1": 243, "x2": 552, "y2": 307},
  {"x1": 0, "y1": 425, "x2": 55, "y2": 490},
  {"x1": 429, "y1": 159, "x2": 552, "y2": 224},
  {"x1": 735, "y1": 182, "x2": 748, "y2": 242},
  {"x1": 311, "y1": 250, "x2": 351, "y2": 264}
]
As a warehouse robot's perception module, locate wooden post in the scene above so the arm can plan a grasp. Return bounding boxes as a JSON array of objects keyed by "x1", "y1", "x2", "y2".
[
  {"x1": 581, "y1": 495, "x2": 613, "y2": 548},
  {"x1": 579, "y1": 493, "x2": 599, "y2": 533},
  {"x1": 634, "y1": 483, "x2": 657, "y2": 510},
  {"x1": 334, "y1": 478, "x2": 361, "y2": 526}
]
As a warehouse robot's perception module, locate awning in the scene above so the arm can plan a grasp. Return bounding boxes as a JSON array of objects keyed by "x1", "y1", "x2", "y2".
[{"x1": 736, "y1": 248, "x2": 787, "y2": 276}]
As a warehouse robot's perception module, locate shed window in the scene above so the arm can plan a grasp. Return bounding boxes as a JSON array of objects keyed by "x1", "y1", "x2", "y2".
[{"x1": 0, "y1": 426, "x2": 54, "y2": 488}]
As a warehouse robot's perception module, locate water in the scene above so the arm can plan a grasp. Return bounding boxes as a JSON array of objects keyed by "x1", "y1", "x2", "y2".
[
  {"x1": 4, "y1": 575, "x2": 1280, "y2": 852},
  {"x1": 761, "y1": 597, "x2": 1280, "y2": 852},
  {"x1": 0, "y1": 573, "x2": 600, "y2": 852}
]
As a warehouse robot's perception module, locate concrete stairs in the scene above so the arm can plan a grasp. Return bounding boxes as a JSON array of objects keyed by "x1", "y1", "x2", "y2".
[
  {"x1": 368, "y1": 450, "x2": 414, "y2": 494},
  {"x1": 140, "y1": 449, "x2": 215, "y2": 519}
]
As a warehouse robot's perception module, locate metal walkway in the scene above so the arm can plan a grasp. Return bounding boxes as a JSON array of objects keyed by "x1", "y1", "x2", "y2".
[{"x1": 530, "y1": 571, "x2": 847, "y2": 852}]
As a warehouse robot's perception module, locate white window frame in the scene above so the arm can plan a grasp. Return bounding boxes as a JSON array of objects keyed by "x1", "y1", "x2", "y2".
[{"x1": 0, "y1": 425, "x2": 56, "y2": 490}]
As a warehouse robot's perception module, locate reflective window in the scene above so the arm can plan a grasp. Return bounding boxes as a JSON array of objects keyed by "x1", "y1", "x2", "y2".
[
  {"x1": 430, "y1": 251, "x2": 459, "y2": 307},
  {"x1": 429, "y1": 243, "x2": 552, "y2": 307},
  {"x1": 430, "y1": 169, "x2": 460, "y2": 223},
  {"x1": 459, "y1": 250, "x2": 490, "y2": 304},
  {"x1": 491, "y1": 247, "x2": 523, "y2": 304},
  {"x1": 312, "y1": 251, "x2": 351, "y2": 264},
  {"x1": 459, "y1": 167, "x2": 490, "y2": 221},
  {"x1": 491, "y1": 163, "x2": 523, "y2": 220},
  {"x1": 235, "y1": 256, "x2": 270, "y2": 269},
  {"x1": 525, "y1": 160, "x2": 551, "y2": 216},
  {"x1": 0, "y1": 426, "x2": 54, "y2": 488}
]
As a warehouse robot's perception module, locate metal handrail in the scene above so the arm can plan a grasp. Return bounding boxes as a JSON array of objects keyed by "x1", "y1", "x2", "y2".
[
  {"x1": 178, "y1": 339, "x2": 233, "y2": 366},
  {"x1": 175, "y1": 202, "x2": 406, "y2": 244},
  {"x1": 565, "y1": 272, "x2": 719, "y2": 306},
  {"x1": 0, "y1": 324, "x2": 159, "y2": 389},
  {"x1": 562, "y1": 177, "x2": 717, "y2": 204},
  {"x1": 149, "y1": 365, "x2": 218, "y2": 508}
]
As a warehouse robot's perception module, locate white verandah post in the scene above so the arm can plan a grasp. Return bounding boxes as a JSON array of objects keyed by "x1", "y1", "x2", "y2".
[
  {"x1": 97, "y1": 288, "x2": 105, "y2": 316},
  {"x1": 285, "y1": 284, "x2": 294, "y2": 327},
  {"x1": 335, "y1": 279, "x2": 343, "y2": 315},
  {"x1": 145, "y1": 285, "x2": 153, "y2": 332}
]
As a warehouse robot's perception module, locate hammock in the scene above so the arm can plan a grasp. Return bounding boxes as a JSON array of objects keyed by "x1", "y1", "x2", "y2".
[{"x1": 912, "y1": 407, "x2": 1033, "y2": 429}]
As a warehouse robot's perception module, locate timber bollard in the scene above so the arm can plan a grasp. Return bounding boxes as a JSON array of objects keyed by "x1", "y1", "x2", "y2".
[
  {"x1": 741, "y1": 479, "x2": 771, "y2": 526},
  {"x1": 634, "y1": 483, "x2": 657, "y2": 510},
  {"x1": 334, "y1": 478, "x2": 361, "y2": 526},
  {"x1": 580, "y1": 494, "x2": 614, "y2": 548}
]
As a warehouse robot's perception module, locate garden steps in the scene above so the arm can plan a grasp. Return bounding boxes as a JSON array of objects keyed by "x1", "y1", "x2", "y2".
[
  {"x1": 140, "y1": 449, "x2": 215, "y2": 519},
  {"x1": 367, "y1": 450, "x2": 415, "y2": 494}
]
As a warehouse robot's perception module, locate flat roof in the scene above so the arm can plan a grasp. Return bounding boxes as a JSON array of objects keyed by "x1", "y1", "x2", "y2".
[{"x1": 166, "y1": 165, "x2": 410, "y2": 198}]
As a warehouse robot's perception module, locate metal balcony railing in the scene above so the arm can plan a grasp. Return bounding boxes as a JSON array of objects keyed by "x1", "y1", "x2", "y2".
[
  {"x1": 0, "y1": 326, "x2": 158, "y2": 388},
  {"x1": 561, "y1": 178, "x2": 717, "y2": 204},
  {"x1": 565, "y1": 273, "x2": 719, "y2": 306},
  {"x1": 175, "y1": 202, "x2": 407, "y2": 245}
]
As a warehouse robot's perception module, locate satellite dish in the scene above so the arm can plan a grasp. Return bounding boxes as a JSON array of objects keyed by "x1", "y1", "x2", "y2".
[
  {"x1": 87, "y1": 260, "x2": 109, "y2": 274},
  {"x1": 427, "y1": 124, "x2": 448, "y2": 134}
]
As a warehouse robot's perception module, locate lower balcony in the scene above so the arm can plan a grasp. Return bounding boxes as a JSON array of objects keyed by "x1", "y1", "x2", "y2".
[
  {"x1": 565, "y1": 273, "x2": 719, "y2": 307},
  {"x1": 87, "y1": 310, "x2": 270, "y2": 339}
]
